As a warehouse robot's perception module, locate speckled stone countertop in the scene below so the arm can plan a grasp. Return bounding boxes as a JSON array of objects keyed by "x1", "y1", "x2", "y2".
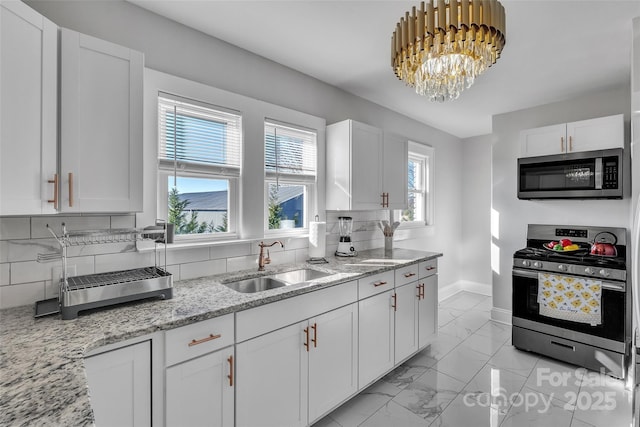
[{"x1": 0, "y1": 248, "x2": 441, "y2": 426}]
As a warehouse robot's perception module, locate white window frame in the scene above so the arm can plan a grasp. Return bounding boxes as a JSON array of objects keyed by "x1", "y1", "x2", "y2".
[
  {"x1": 397, "y1": 141, "x2": 434, "y2": 228},
  {"x1": 156, "y1": 93, "x2": 241, "y2": 241},
  {"x1": 264, "y1": 119, "x2": 318, "y2": 235}
]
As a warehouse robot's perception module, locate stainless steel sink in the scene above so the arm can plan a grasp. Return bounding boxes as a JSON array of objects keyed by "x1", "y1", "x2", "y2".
[
  {"x1": 221, "y1": 277, "x2": 288, "y2": 293},
  {"x1": 271, "y1": 268, "x2": 331, "y2": 284},
  {"x1": 222, "y1": 268, "x2": 333, "y2": 293}
]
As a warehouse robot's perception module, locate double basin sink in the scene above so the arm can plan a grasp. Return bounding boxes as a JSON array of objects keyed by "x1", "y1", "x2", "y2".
[{"x1": 221, "y1": 268, "x2": 333, "y2": 293}]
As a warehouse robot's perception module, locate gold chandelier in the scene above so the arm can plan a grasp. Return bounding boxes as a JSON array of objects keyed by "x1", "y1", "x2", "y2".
[{"x1": 391, "y1": 0, "x2": 506, "y2": 102}]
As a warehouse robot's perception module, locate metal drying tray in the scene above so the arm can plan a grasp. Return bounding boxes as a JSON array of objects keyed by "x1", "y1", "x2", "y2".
[{"x1": 59, "y1": 266, "x2": 173, "y2": 320}]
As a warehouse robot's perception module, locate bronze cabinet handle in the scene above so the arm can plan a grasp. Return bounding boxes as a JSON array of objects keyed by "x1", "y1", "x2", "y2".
[
  {"x1": 188, "y1": 333, "x2": 221, "y2": 347},
  {"x1": 560, "y1": 136, "x2": 564, "y2": 152},
  {"x1": 311, "y1": 323, "x2": 317, "y2": 348},
  {"x1": 303, "y1": 327, "x2": 310, "y2": 351},
  {"x1": 68, "y1": 172, "x2": 74, "y2": 207},
  {"x1": 47, "y1": 174, "x2": 58, "y2": 209},
  {"x1": 227, "y1": 355, "x2": 234, "y2": 387},
  {"x1": 569, "y1": 135, "x2": 573, "y2": 151},
  {"x1": 404, "y1": 272, "x2": 416, "y2": 278},
  {"x1": 392, "y1": 293, "x2": 397, "y2": 311},
  {"x1": 373, "y1": 281, "x2": 388, "y2": 287}
]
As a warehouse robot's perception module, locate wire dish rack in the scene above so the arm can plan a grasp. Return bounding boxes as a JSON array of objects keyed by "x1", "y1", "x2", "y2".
[{"x1": 35, "y1": 223, "x2": 173, "y2": 320}]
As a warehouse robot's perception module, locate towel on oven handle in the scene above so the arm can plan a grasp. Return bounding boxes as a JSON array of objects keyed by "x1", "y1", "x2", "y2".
[{"x1": 537, "y1": 273, "x2": 602, "y2": 326}]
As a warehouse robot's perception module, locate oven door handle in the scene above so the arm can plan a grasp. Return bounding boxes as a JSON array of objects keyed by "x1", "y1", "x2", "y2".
[{"x1": 513, "y1": 268, "x2": 625, "y2": 292}]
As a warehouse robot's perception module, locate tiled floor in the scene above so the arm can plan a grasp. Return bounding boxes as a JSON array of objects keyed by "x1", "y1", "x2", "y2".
[{"x1": 314, "y1": 291, "x2": 634, "y2": 427}]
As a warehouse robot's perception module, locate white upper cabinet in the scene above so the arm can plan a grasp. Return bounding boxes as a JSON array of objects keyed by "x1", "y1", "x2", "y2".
[
  {"x1": 326, "y1": 120, "x2": 409, "y2": 211},
  {"x1": 383, "y1": 132, "x2": 408, "y2": 209},
  {"x1": 519, "y1": 114, "x2": 624, "y2": 158},
  {"x1": 60, "y1": 28, "x2": 143, "y2": 212},
  {"x1": 326, "y1": 120, "x2": 383, "y2": 210},
  {"x1": 0, "y1": 2, "x2": 57, "y2": 215}
]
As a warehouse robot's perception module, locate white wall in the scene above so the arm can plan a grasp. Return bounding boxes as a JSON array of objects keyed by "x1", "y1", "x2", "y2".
[
  {"x1": 491, "y1": 85, "x2": 632, "y2": 313},
  {"x1": 0, "y1": 1, "x2": 468, "y2": 308},
  {"x1": 459, "y1": 134, "x2": 493, "y2": 288}
]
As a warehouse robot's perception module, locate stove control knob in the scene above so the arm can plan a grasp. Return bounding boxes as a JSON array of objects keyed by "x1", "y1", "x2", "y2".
[
  {"x1": 585, "y1": 267, "x2": 595, "y2": 275},
  {"x1": 521, "y1": 260, "x2": 531, "y2": 267},
  {"x1": 599, "y1": 269, "x2": 610, "y2": 278},
  {"x1": 558, "y1": 264, "x2": 568, "y2": 272},
  {"x1": 533, "y1": 261, "x2": 542, "y2": 269}
]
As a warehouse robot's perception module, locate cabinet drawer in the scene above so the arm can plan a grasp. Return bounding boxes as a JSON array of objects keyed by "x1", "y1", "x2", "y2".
[
  {"x1": 165, "y1": 314, "x2": 234, "y2": 367},
  {"x1": 395, "y1": 264, "x2": 419, "y2": 287},
  {"x1": 236, "y1": 280, "x2": 358, "y2": 342},
  {"x1": 419, "y1": 259, "x2": 438, "y2": 279},
  {"x1": 358, "y1": 270, "x2": 394, "y2": 299}
]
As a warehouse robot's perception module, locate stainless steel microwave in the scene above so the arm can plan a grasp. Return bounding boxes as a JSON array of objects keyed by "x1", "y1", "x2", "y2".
[{"x1": 517, "y1": 148, "x2": 623, "y2": 199}]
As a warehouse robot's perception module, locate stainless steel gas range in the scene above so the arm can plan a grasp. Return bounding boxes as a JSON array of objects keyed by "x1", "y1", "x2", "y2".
[{"x1": 512, "y1": 224, "x2": 630, "y2": 379}]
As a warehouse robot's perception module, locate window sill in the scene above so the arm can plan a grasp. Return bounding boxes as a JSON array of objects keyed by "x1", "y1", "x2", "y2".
[{"x1": 136, "y1": 233, "x2": 311, "y2": 252}]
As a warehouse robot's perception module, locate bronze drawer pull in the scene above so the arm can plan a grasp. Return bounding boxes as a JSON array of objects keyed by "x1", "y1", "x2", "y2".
[
  {"x1": 47, "y1": 174, "x2": 58, "y2": 209},
  {"x1": 403, "y1": 272, "x2": 416, "y2": 278},
  {"x1": 188, "y1": 333, "x2": 221, "y2": 347},
  {"x1": 373, "y1": 281, "x2": 388, "y2": 287},
  {"x1": 227, "y1": 355, "x2": 234, "y2": 387}
]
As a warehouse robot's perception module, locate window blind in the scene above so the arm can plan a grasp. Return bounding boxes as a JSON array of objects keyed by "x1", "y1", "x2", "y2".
[
  {"x1": 265, "y1": 120, "x2": 317, "y2": 182},
  {"x1": 158, "y1": 93, "x2": 242, "y2": 176}
]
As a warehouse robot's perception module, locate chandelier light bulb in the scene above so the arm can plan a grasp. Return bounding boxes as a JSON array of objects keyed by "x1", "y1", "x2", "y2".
[{"x1": 391, "y1": 0, "x2": 506, "y2": 102}]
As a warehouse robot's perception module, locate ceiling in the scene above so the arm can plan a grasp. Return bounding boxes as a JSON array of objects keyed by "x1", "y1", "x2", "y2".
[{"x1": 129, "y1": 0, "x2": 640, "y2": 138}]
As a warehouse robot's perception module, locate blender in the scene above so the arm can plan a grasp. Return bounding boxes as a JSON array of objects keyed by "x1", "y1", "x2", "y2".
[{"x1": 335, "y1": 216, "x2": 357, "y2": 257}]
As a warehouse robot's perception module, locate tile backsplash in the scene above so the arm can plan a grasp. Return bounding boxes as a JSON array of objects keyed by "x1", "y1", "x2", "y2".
[{"x1": 0, "y1": 210, "x2": 392, "y2": 309}]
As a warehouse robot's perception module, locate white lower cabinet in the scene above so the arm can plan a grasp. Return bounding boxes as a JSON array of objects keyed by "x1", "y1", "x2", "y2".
[
  {"x1": 165, "y1": 349, "x2": 234, "y2": 427},
  {"x1": 394, "y1": 282, "x2": 419, "y2": 363},
  {"x1": 418, "y1": 275, "x2": 438, "y2": 347},
  {"x1": 236, "y1": 303, "x2": 358, "y2": 427},
  {"x1": 84, "y1": 341, "x2": 151, "y2": 427},
  {"x1": 358, "y1": 291, "x2": 394, "y2": 388}
]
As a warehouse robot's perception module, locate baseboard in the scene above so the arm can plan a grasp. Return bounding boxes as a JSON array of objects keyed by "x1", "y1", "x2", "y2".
[
  {"x1": 491, "y1": 307, "x2": 512, "y2": 325},
  {"x1": 439, "y1": 280, "x2": 491, "y2": 302}
]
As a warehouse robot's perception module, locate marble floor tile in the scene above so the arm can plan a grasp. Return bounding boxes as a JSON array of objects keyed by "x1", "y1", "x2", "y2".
[
  {"x1": 487, "y1": 345, "x2": 539, "y2": 378},
  {"x1": 421, "y1": 331, "x2": 463, "y2": 361},
  {"x1": 429, "y1": 393, "x2": 506, "y2": 427},
  {"x1": 391, "y1": 367, "x2": 466, "y2": 424},
  {"x1": 463, "y1": 364, "x2": 528, "y2": 415},
  {"x1": 463, "y1": 331, "x2": 508, "y2": 357},
  {"x1": 438, "y1": 307, "x2": 465, "y2": 327},
  {"x1": 500, "y1": 389, "x2": 573, "y2": 427},
  {"x1": 523, "y1": 357, "x2": 584, "y2": 404},
  {"x1": 327, "y1": 381, "x2": 395, "y2": 427},
  {"x1": 402, "y1": 347, "x2": 438, "y2": 370},
  {"x1": 311, "y1": 415, "x2": 342, "y2": 427},
  {"x1": 438, "y1": 318, "x2": 478, "y2": 341},
  {"x1": 440, "y1": 291, "x2": 489, "y2": 311},
  {"x1": 570, "y1": 419, "x2": 596, "y2": 427},
  {"x1": 434, "y1": 342, "x2": 491, "y2": 383},
  {"x1": 382, "y1": 364, "x2": 432, "y2": 391},
  {"x1": 359, "y1": 400, "x2": 428, "y2": 427},
  {"x1": 474, "y1": 321, "x2": 512, "y2": 343},
  {"x1": 571, "y1": 372, "x2": 632, "y2": 427}
]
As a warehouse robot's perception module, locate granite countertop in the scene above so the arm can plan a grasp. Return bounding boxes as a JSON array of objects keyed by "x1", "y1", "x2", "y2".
[{"x1": 0, "y1": 248, "x2": 441, "y2": 426}]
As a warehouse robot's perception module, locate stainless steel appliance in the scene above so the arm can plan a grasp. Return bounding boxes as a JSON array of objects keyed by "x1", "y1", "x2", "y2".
[
  {"x1": 512, "y1": 224, "x2": 630, "y2": 379},
  {"x1": 335, "y1": 216, "x2": 357, "y2": 257},
  {"x1": 517, "y1": 148, "x2": 623, "y2": 199}
]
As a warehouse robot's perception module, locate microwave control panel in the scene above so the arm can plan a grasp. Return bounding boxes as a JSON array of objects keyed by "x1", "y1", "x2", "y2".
[{"x1": 602, "y1": 158, "x2": 618, "y2": 189}]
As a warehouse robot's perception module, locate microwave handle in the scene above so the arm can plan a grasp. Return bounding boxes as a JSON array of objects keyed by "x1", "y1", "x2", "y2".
[{"x1": 594, "y1": 157, "x2": 602, "y2": 190}]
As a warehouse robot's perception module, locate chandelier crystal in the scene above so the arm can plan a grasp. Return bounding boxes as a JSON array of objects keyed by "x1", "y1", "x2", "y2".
[{"x1": 391, "y1": 0, "x2": 506, "y2": 102}]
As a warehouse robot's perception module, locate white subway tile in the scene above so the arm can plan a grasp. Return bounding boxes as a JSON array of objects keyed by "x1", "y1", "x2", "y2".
[
  {"x1": 165, "y1": 265, "x2": 180, "y2": 281},
  {"x1": 165, "y1": 247, "x2": 209, "y2": 265},
  {"x1": 0, "y1": 217, "x2": 30, "y2": 240},
  {"x1": 94, "y1": 252, "x2": 154, "y2": 273},
  {"x1": 209, "y1": 242, "x2": 251, "y2": 260},
  {"x1": 31, "y1": 216, "x2": 110, "y2": 238},
  {"x1": 226, "y1": 255, "x2": 258, "y2": 273},
  {"x1": 0, "y1": 263, "x2": 9, "y2": 286},
  {"x1": 11, "y1": 260, "x2": 54, "y2": 284},
  {"x1": 2, "y1": 238, "x2": 59, "y2": 263},
  {"x1": 180, "y1": 259, "x2": 226, "y2": 281},
  {"x1": 0, "y1": 281, "x2": 44, "y2": 309},
  {"x1": 110, "y1": 214, "x2": 136, "y2": 229}
]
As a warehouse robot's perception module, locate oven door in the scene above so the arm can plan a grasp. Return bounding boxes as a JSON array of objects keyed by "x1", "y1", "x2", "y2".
[{"x1": 512, "y1": 268, "x2": 625, "y2": 342}]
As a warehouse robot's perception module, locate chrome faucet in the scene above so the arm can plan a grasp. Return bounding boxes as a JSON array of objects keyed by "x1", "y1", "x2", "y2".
[{"x1": 258, "y1": 241, "x2": 284, "y2": 271}]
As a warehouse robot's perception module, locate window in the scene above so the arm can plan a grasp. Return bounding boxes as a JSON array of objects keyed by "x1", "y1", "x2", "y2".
[
  {"x1": 264, "y1": 120, "x2": 317, "y2": 232},
  {"x1": 398, "y1": 142, "x2": 434, "y2": 226},
  {"x1": 158, "y1": 93, "x2": 241, "y2": 238}
]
